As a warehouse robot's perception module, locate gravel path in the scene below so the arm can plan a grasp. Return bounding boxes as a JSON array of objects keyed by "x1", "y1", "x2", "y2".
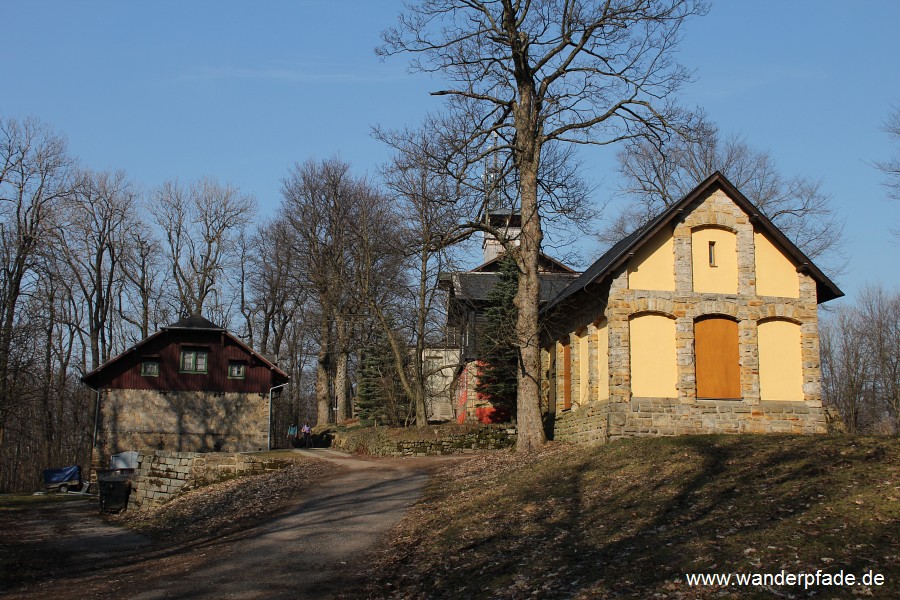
[
  {"x1": 132, "y1": 449, "x2": 437, "y2": 599},
  {"x1": 3, "y1": 449, "x2": 464, "y2": 600}
]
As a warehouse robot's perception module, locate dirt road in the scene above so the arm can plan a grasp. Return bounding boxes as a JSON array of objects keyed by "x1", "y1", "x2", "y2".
[{"x1": 2, "y1": 449, "x2": 461, "y2": 600}]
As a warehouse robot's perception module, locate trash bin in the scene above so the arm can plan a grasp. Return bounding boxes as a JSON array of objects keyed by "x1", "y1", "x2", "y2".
[{"x1": 98, "y1": 471, "x2": 132, "y2": 513}]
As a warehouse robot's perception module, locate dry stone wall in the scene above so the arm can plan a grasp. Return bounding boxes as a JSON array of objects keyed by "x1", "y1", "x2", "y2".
[
  {"x1": 331, "y1": 425, "x2": 516, "y2": 457},
  {"x1": 127, "y1": 450, "x2": 288, "y2": 512}
]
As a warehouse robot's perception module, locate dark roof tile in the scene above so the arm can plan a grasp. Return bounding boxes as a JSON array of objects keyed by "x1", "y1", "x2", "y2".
[
  {"x1": 454, "y1": 272, "x2": 580, "y2": 303},
  {"x1": 165, "y1": 315, "x2": 225, "y2": 331}
]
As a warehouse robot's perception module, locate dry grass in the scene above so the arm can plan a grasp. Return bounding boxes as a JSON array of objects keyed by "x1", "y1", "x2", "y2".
[
  {"x1": 0, "y1": 493, "x2": 90, "y2": 511},
  {"x1": 351, "y1": 435, "x2": 900, "y2": 599},
  {"x1": 111, "y1": 454, "x2": 331, "y2": 543}
]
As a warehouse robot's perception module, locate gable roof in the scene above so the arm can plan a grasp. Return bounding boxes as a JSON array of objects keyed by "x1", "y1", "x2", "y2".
[
  {"x1": 471, "y1": 250, "x2": 577, "y2": 274},
  {"x1": 81, "y1": 316, "x2": 288, "y2": 388},
  {"x1": 543, "y1": 172, "x2": 843, "y2": 313},
  {"x1": 449, "y1": 271, "x2": 580, "y2": 304}
]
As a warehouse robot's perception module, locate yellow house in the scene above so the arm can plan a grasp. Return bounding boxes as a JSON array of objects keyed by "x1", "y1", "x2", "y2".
[{"x1": 540, "y1": 172, "x2": 843, "y2": 442}]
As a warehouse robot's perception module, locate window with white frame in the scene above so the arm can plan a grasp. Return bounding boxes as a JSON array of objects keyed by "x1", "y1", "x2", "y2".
[
  {"x1": 180, "y1": 349, "x2": 208, "y2": 373},
  {"x1": 141, "y1": 360, "x2": 160, "y2": 377},
  {"x1": 228, "y1": 361, "x2": 246, "y2": 379}
]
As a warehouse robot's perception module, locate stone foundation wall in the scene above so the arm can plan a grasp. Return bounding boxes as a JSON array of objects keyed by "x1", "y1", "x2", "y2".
[
  {"x1": 127, "y1": 450, "x2": 288, "y2": 512},
  {"x1": 551, "y1": 401, "x2": 608, "y2": 444},
  {"x1": 549, "y1": 397, "x2": 825, "y2": 445},
  {"x1": 96, "y1": 389, "x2": 269, "y2": 470},
  {"x1": 617, "y1": 398, "x2": 824, "y2": 437}
]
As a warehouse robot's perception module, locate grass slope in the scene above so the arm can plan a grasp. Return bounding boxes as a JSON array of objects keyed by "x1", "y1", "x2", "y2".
[{"x1": 357, "y1": 435, "x2": 899, "y2": 599}]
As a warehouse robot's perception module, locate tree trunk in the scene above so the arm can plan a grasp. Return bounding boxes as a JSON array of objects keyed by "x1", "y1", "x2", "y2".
[
  {"x1": 413, "y1": 251, "x2": 430, "y2": 427},
  {"x1": 512, "y1": 71, "x2": 547, "y2": 452},
  {"x1": 315, "y1": 319, "x2": 332, "y2": 425},
  {"x1": 335, "y1": 317, "x2": 350, "y2": 422},
  {"x1": 514, "y1": 160, "x2": 547, "y2": 452}
]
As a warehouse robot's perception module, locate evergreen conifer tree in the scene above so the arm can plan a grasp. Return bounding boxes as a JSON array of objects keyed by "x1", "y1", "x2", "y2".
[
  {"x1": 474, "y1": 255, "x2": 519, "y2": 419},
  {"x1": 356, "y1": 330, "x2": 411, "y2": 426}
]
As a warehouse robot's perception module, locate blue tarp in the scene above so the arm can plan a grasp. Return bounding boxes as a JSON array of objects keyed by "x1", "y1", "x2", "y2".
[{"x1": 43, "y1": 465, "x2": 81, "y2": 486}]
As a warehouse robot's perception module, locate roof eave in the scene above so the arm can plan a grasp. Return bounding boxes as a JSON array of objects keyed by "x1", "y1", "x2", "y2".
[
  {"x1": 542, "y1": 171, "x2": 845, "y2": 312},
  {"x1": 80, "y1": 327, "x2": 290, "y2": 387}
]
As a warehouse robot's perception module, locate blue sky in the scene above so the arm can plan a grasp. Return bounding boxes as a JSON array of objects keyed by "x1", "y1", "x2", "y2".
[{"x1": 2, "y1": 1, "x2": 897, "y2": 302}]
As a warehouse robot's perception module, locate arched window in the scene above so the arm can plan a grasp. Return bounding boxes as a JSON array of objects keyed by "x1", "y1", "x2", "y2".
[
  {"x1": 630, "y1": 313, "x2": 677, "y2": 398},
  {"x1": 694, "y1": 316, "x2": 741, "y2": 399},
  {"x1": 758, "y1": 319, "x2": 804, "y2": 401}
]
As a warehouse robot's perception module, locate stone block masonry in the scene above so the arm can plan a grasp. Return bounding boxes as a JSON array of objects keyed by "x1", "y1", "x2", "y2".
[
  {"x1": 551, "y1": 401, "x2": 608, "y2": 445},
  {"x1": 549, "y1": 397, "x2": 825, "y2": 446},
  {"x1": 95, "y1": 389, "x2": 269, "y2": 471},
  {"x1": 127, "y1": 450, "x2": 289, "y2": 512},
  {"x1": 330, "y1": 425, "x2": 517, "y2": 457}
]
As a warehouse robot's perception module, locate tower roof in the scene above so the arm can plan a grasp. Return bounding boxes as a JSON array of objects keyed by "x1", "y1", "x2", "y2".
[{"x1": 164, "y1": 315, "x2": 225, "y2": 331}]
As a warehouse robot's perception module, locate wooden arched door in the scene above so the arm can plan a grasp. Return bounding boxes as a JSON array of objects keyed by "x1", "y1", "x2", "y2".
[{"x1": 694, "y1": 317, "x2": 741, "y2": 399}]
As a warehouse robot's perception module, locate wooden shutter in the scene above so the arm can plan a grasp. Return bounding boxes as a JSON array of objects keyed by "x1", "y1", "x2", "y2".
[{"x1": 695, "y1": 317, "x2": 741, "y2": 399}]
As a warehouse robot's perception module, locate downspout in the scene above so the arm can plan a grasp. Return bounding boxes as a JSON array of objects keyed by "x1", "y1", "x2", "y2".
[
  {"x1": 268, "y1": 382, "x2": 288, "y2": 450},
  {"x1": 91, "y1": 387, "x2": 101, "y2": 456},
  {"x1": 83, "y1": 382, "x2": 101, "y2": 487}
]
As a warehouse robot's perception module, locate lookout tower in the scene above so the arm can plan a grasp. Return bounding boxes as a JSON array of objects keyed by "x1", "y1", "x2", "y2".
[{"x1": 480, "y1": 147, "x2": 521, "y2": 263}]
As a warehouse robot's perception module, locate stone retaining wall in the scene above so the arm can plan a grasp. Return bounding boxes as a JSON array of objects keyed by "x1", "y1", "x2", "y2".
[
  {"x1": 127, "y1": 451, "x2": 288, "y2": 512},
  {"x1": 331, "y1": 425, "x2": 517, "y2": 457}
]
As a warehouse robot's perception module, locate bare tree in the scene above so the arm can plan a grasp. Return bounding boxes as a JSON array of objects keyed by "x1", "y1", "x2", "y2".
[
  {"x1": 820, "y1": 306, "x2": 872, "y2": 434},
  {"x1": 0, "y1": 117, "x2": 77, "y2": 446},
  {"x1": 359, "y1": 133, "x2": 469, "y2": 426},
  {"x1": 876, "y1": 105, "x2": 900, "y2": 236},
  {"x1": 821, "y1": 285, "x2": 900, "y2": 434},
  {"x1": 877, "y1": 105, "x2": 900, "y2": 201},
  {"x1": 380, "y1": 0, "x2": 706, "y2": 450},
  {"x1": 240, "y1": 219, "x2": 303, "y2": 354},
  {"x1": 119, "y1": 213, "x2": 169, "y2": 342},
  {"x1": 238, "y1": 217, "x2": 315, "y2": 439},
  {"x1": 609, "y1": 111, "x2": 846, "y2": 270},
  {"x1": 56, "y1": 169, "x2": 138, "y2": 370},
  {"x1": 154, "y1": 178, "x2": 255, "y2": 320},
  {"x1": 857, "y1": 285, "x2": 900, "y2": 431},
  {"x1": 281, "y1": 158, "x2": 362, "y2": 425},
  {"x1": 354, "y1": 177, "x2": 423, "y2": 423}
]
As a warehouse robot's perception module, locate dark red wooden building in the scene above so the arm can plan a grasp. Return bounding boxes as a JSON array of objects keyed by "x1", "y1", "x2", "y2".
[{"x1": 83, "y1": 316, "x2": 289, "y2": 465}]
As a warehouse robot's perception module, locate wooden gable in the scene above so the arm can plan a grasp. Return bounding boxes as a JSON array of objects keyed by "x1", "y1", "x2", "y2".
[{"x1": 82, "y1": 320, "x2": 288, "y2": 393}]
